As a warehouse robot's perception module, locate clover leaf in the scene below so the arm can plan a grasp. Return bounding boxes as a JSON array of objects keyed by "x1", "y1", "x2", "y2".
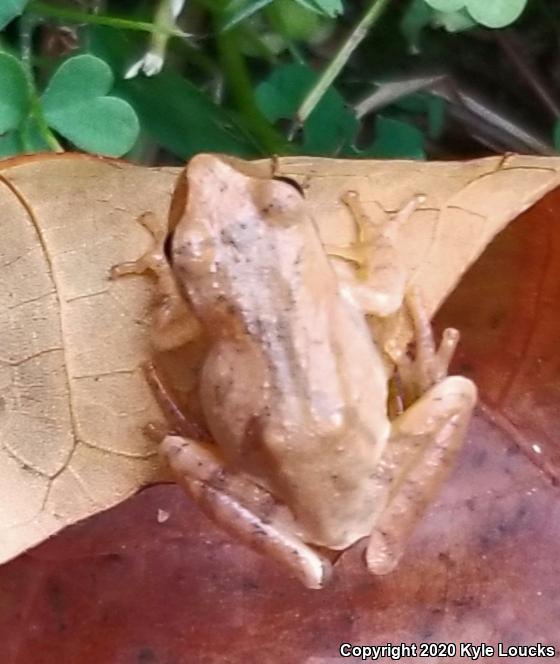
[
  {"x1": 466, "y1": 0, "x2": 527, "y2": 29},
  {"x1": 0, "y1": 53, "x2": 30, "y2": 133},
  {"x1": 256, "y1": 63, "x2": 358, "y2": 153},
  {"x1": 424, "y1": 0, "x2": 464, "y2": 11},
  {"x1": 41, "y1": 55, "x2": 139, "y2": 157},
  {"x1": 0, "y1": 0, "x2": 30, "y2": 30},
  {"x1": 297, "y1": 0, "x2": 343, "y2": 17},
  {"x1": 424, "y1": 0, "x2": 528, "y2": 28}
]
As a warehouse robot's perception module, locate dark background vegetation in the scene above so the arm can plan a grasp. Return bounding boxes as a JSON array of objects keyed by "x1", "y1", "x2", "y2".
[{"x1": 0, "y1": 0, "x2": 558, "y2": 162}]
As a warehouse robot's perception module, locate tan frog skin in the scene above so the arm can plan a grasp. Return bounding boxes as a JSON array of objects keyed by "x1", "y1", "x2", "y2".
[{"x1": 112, "y1": 154, "x2": 477, "y2": 589}]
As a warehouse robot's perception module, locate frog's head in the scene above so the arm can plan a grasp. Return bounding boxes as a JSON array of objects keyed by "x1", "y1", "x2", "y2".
[
  {"x1": 168, "y1": 153, "x2": 308, "y2": 274},
  {"x1": 172, "y1": 153, "x2": 305, "y2": 233}
]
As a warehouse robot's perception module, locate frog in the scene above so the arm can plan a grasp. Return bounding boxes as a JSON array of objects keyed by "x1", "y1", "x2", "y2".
[{"x1": 112, "y1": 153, "x2": 477, "y2": 589}]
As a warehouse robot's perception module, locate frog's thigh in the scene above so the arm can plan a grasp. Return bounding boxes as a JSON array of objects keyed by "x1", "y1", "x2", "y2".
[
  {"x1": 161, "y1": 435, "x2": 332, "y2": 589},
  {"x1": 366, "y1": 375, "x2": 477, "y2": 575}
]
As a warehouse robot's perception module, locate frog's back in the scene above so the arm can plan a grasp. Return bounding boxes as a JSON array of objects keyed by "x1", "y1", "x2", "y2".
[
  {"x1": 176, "y1": 155, "x2": 390, "y2": 549},
  {"x1": 260, "y1": 271, "x2": 392, "y2": 549},
  {"x1": 215, "y1": 204, "x2": 390, "y2": 548}
]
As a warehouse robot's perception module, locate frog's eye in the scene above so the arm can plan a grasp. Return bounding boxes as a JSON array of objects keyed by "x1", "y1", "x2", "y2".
[
  {"x1": 169, "y1": 168, "x2": 189, "y2": 233},
  {"x1": 164, "y1": 231, "x2": 175, "y2": 264},
  {"x1": 272, "y1": 175, "x2": 305, "y2": 198}
]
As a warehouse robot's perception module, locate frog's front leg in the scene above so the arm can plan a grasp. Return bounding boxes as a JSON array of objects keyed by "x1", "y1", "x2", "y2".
[
  {"x1": 110, "y1": 211, "x2": 201, "y2": 351},
  {"x1": 326, "y1": 190, "x2": 424, "y2": 317},
  {"x1": 366, "y1": 290, "x2": 477, "y2": 575},
  {"x1": 160, "y1": 435, "x2": 332, "y2": 590}
]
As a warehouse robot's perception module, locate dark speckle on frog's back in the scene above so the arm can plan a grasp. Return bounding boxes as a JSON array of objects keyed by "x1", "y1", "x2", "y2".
[{"x1": 180, "y1": 155, "x2": 347, "y2": 424}]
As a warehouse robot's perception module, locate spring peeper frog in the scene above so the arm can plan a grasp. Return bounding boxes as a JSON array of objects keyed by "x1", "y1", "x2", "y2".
[{"x1": 113, "y1": 154, "x2": 477, "y2": 589}]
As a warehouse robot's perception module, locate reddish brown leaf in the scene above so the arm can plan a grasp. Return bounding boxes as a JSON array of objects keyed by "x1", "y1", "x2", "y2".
[{"x1": 1, "y1": 185, "x2": 558, "y2": 663}]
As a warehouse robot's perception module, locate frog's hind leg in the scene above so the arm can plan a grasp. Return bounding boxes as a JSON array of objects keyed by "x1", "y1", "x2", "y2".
[
  {"x1": 161, "y1": 435, "x2": 332, "y2": 589},
  {"x1": 365, "y1": 288, "x2": 477, "y2": 575},
  {"x1": 366, "y1": 375, "x2": 476, "y2": 575},
  {"x1": 144, "y1": 350, "x2": 332, "y2": 588},
  {"x1": 398, "y1": 287, "x2": 460, "y2": 394},
  {"x1": 384, "y1": 287, "x2": 461, "y2": 408}
]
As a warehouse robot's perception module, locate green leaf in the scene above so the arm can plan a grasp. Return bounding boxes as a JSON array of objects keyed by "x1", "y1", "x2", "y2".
[
  {"x1": 297, "y1": 0, "x2": 343, "y2": 17},
  {"x1": 293, "y1": 0, "x2": 323, "y2": 13},
  {"x1": 395, "y1": 93, "x2": 447, "y2": 139},
  {"x1": 221, "y1": 0, "x2": 274, "y2": 31},
  {"x1": 0, "y1": 0, "x2": 30, "y2": 30},
  {"x1": 466, "y1": 0, "x2": 528, "y2": 28},
  {"x1": 400, "y1": 0, "x2": 434, "y2": 50},
  {"x1": 425, "y1": 95, "x2": 446, "y2": 139},
  {"x1": 89, "y1": 27, "x2": 266, "y2": 158},
  {"x1": 368, "y1": 116, "x2": 425, "y2": 159},
  {"x1": 434, "y1": 8, "x2": 477, "y2": 31},
  {"x1": 41, "y1": 55, "x2": 139, "y2": 157},
  {"x1": 118, "y1": 71, "x2": 267, "y2": 158},
  {"x1": 424, "y1": 0, "x2": 464, "y2": 10},
  {"x1": 0, "y1": 53, "x2": 30, "y2": 133},
  {"x1": 0, "y1": 117, "x2": 53, "y2": 157},
  {"x1": 0, "y1": 131, "x2": 23, "y2": 157},
  {"x1": 273, "y1": 0, "x2": 324, "y2": 40},
  {"x1": 256, "y1": 63, "x2": 358, "y2": 153},
  {"x1": 20, "y1": 115, "x2": 53, "y2": 153}
]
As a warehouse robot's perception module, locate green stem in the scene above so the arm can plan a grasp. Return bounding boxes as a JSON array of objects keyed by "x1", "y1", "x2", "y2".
[
  {"x1": 143, "y1": 0, "x2": 177, "y2": 67},
  {"x1": 215, "y1": 21, "x2": 291, "y2": 154},
  {"x1": 27, "y1": 94, "x2": 64, "y2": 152},
  {"x1": 296, "y1": 0, "x2": 391, "y2": 123},
  {"x1": 28, "y1": 1, "x2": 188, "y2": 38},
  {"x1": 18, "y1": 11, "x2": 34, "y2": 72},
  {"x1": 18, "y1": 11, "x2": 63, "y2": 152}
]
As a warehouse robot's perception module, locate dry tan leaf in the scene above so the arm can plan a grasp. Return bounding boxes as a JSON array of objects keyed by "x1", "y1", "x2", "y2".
[
  {"x1": 0, "y1": 155, "x2": 176, "y2": 564},
  {"x1": 2, "y1": 152, "x2": 560, "y2": 566}
]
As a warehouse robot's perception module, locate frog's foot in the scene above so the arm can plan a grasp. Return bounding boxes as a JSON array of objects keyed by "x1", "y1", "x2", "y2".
[
  {"x1": 110, "y1": 211, "x2": 200, "y2": 351},
  {"x1": 366, "y1": 374, "x2": 477, "y2": 575},
  {"x1": 161, "y1": 435, "x2": 332, "y2": 589},
  {"x1": 110, "y1": 211, "x2": 169, "y2": 279},
  {"x1": 326, "y1": 191, "x2": 424, "y2": 317},
  {"x1": 386, "y1": 287, "x2": 461, "y2": 405}
]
